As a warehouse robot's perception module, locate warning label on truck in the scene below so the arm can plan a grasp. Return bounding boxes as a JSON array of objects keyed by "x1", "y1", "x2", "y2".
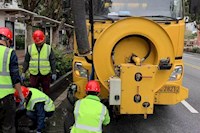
[{"x1": 158, "y1": 85, "x2": 180, "y2": 94}]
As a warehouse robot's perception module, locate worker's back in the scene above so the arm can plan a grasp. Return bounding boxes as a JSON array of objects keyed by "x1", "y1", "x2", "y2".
[{"x1": 71, "y1": 95, "x2": 110, "y2": 133}]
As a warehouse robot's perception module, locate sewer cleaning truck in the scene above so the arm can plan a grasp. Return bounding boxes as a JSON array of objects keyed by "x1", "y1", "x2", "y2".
[{"x1": 67, "y1": 0, "x2": 188, "y2": 119}]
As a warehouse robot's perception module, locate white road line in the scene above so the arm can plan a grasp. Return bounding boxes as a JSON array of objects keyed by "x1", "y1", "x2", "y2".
[
  {"x1": 181, "y1": 100, "x2": 199, "y2": 114},
  {"x1": 54, "y1": 89, "x2": 68, "y2": 108}
]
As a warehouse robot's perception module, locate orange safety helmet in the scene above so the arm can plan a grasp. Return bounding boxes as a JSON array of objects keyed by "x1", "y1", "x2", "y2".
[
  {"x1": 0, "y1": 27, "x2": 13, "y2": 41},
  {"x1": 85, "y1": 80, "x2": 100, "y2": 93},
  {"x1": 14, "y1": 86, "x2": 30, "y2": 102},
  {"x1": 32, "y1": 30, "x2": 45, "y2": 44}
]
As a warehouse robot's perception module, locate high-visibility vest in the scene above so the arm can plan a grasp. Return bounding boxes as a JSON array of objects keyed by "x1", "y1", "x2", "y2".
[
  {"x1": 26, "y1": 88, "x2": 55, "y2": 112},
  {"x1": 71, "y1": 96, "x2": 107, "y2": 133},
  {"x1": 0, "y1": 45, "x2": 14, "y2": 99},
  {"x1": 28, "y1": 43, "x2": 51, "y2": 75}
]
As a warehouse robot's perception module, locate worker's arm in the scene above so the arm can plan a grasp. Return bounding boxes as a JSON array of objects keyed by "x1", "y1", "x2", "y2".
[
  {"x1": 102, "y1": 107, "x2": 110, "y2": 126},
  {"x1": 22, "y1": 48, "x2": 30, "y2": 73},
  {"x1": 35, "y1": 102, "x2": 46, "y2": 132},
  {"x1": 10, "y1": 51, "x2": 21, "y2": 85},
  {"x1": 9, "y1": 51, "x2": 24, "y2": 100},
  {"x1": 49, "y1": 48, "x2": 56, "y2": 74}
]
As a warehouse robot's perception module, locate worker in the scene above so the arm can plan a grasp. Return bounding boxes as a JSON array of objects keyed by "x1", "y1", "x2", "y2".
[
  {"x1": 71, "y1": 80, "x2": 110, "y2": 133},
  {"x1": 0, "y1": 27, "x2": 24, "y2": 133},
  {"x1": 21, "y1": 30, "x2": 56, "y2": 94},
  {"x1": 14, "y1": 86, "x2": 55, "y2": 133}
]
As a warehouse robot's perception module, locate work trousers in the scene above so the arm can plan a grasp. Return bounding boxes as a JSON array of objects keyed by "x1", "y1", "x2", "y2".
[
  {"x1": 30, "y1": 74, "x2": 51, "y2": 95},
  {"x1": 26, "y1": 110, "x2": 54, "y2": 132},
  {"x1": 0, "y1": 94, "x2": 16, "y2": 133}
]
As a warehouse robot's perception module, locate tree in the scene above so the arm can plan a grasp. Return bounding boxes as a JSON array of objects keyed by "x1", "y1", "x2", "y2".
[
  {"x1": 20, "y1": 0, "x2": 73, "y2": 47},
  {"x1": 185, "y1": 0, "x2": 200, "y2": 32},
  {"x1": 20, "y1": 0, "x2": 42, "y2": 47}
]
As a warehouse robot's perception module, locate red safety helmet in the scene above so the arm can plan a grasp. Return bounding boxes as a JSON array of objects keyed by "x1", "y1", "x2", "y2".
[
  {"x1": 14, "y1": 86, "x2": 30, "y2": 102},
  {"x1": 32, "y1": 30, "x2": 45, "y2": 44},
  {"x1": 0, "y1": 27, "x2": 13, "y2": 41},
  {"x1": 85, "y1": 80, "x2": 100, "y2": 93}
]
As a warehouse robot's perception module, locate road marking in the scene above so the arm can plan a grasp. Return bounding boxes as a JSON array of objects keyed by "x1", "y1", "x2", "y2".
[
  {"x1": 54, "y1": 89, "x2": 68, "y2": 108},
  {"x1": 184, "y1": 62, "x2": 200, "y2": 70},
  {"x1": 181, "y1": 100, "x2": 199, "y2": 113}
]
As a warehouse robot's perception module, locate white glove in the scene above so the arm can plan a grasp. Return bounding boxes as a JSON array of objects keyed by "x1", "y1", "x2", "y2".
[
  {"x1": 21, "y1": 73, "x2": 25, "y2": 82},
  {"x1": 52, "y1": 74, "x2": 57, "y2": 81}
]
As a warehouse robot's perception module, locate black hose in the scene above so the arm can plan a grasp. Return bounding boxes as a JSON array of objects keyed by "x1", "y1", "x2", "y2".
[{"x1": 71, "y1": 0, "x2": 90, "y2": 55}]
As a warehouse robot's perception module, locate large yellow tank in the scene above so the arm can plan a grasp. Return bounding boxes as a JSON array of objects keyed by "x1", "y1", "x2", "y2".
[{"x1": 70, "y1": 0, "x2": 188, "y2": 118}]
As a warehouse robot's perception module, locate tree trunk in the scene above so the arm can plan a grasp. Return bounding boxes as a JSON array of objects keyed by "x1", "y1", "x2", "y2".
[
  {"x1": 52, "y1": 27, "x2": 59, "y2": 47},
  {"x1": 25, "y1": 19, "x2": 33, "y2": 49},
  {"x1": 52, "y1": 18, "x2": 66, "y2": 46}
]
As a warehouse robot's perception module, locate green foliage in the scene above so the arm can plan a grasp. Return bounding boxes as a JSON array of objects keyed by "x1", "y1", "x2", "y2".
[
  {"x1": 192, "y1": 46, "x2": 200, "y2": 53},
  {"x1": 16, "y1": 35, "x2": 25, "y2": 50},
  {"x1": 184, "y1": 46, "x2": 200, "y2": 53},
  {"x1": 185, "y1": 0, "x2": 200, "y2": 23},
  {"x1": 52, "y1": 46, "x2": 73, "y2": 77},
  {"x1": 18, "y1": 65, "x2": 31, "y2": 86},
  {"x1": 185, "y1": 30, "x2": 197, "y2": 39}
]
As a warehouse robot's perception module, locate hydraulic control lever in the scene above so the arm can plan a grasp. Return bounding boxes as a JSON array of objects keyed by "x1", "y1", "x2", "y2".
[{"x1": 158, "y1": 57, "x2": 172, "y2": 70}]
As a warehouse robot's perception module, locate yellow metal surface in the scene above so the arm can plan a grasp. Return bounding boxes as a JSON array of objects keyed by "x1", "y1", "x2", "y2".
[
  {"x1": 93, "y1": 17, "x2": 175, "y2": 90},
  {"x1": 72, "y1": 56, "x2": 91, "y2": 99},
  {"x1": 154, "y1": 60, "x2": 188, "y2": 104},
  {"x1": 74, "y1": 19, "x2": 185, "y2": 59},
  {"x1": 114, "y1": 36, "x2": 157, "y2": 66},
  {"x1": 154, "y1": 83, "x2": 188, "y2": 105},
  {"x1": 72, "y1": 16, "x2": 188, "y2": 115},
  {"x1": 73, "y1": 56, "x2": 109, "y2": 99},
  {"x1": 120, "y1": 64, "x2": 157, "y2": 114},
  {"x1": 160, "y1": 20, "x2": 185, "y2": 57}
]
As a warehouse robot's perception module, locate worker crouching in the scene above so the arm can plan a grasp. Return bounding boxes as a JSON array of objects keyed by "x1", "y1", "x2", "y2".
[
  {"x1": 15, "y1": 86, "x2": 55, "y2": 133},
  {"x1": 71, "y1": 80, "x2": 110, "y2": 133}
]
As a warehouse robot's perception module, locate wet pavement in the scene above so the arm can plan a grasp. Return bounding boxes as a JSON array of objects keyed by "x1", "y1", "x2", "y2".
[
  {"x1": 45, "y1": 73, "x2": 72, "y2": 133},
  {"x1": 45, "y1": 96, "x2": 69, "y2": 133}
]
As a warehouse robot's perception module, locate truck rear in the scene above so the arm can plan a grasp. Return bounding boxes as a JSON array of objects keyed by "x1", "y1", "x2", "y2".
[{"x1": 68, "y1": 0, "x2": 188, "y2": 118}]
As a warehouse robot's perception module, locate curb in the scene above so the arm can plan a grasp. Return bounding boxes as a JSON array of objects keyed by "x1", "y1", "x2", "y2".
[
  {"x1": 50, "y1": 70, "x2": 72, "y2": 92},
  {"x1": 184, "y1": 52, "x2": 200, "y2": 56}
]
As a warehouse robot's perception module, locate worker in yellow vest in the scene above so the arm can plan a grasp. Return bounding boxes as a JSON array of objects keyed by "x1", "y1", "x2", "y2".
[
  {"x1": 71, "y1": 80, "x2": 110, "y2": 133},
  {"x1": 14, "y1": 86, "x2": 55, "y2": 133},
  {"x1": 0, "y1": 27, "x2": 24, "y2": 133},
  {"x1": 21, "y1": 30, "x2": 56, "y2": 94}
]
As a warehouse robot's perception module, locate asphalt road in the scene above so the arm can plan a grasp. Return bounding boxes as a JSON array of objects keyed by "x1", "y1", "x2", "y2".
[{"x1": 102, "y1": 53, "x2": 200, "y2": 133}]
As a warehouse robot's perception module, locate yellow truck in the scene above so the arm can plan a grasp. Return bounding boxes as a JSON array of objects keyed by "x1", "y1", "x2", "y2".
[{"x1": 67, "y1": 0, "x2": 188, "y2": 118}]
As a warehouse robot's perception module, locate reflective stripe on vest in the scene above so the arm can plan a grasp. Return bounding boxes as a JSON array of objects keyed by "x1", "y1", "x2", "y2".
[
  {"x1": 28, "y1": 43, "x2": 51, "y2": 75},
  {"x1": 26, "y1": 88, "x2": 55, "y2": 112},
  {"x1": 74, "y1": 100, "x2": 106, "y2": 132},
  {"x1": 0, "y1": 46, "x2": 14, "y2": 98}
]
